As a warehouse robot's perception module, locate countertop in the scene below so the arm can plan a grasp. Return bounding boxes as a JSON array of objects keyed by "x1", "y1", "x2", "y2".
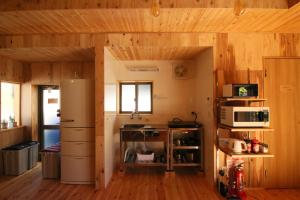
[{"x1": 120, "y1": 124, "x2": 168, "y2": 131}]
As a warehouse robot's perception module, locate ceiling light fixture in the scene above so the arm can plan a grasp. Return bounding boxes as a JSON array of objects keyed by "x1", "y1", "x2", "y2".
[
  {"x1": 151, "y1": 0, "x2": 160, "y2": 17},
  {"x1": 234, "y1": 0, "x2": 246, "y2": 17}
]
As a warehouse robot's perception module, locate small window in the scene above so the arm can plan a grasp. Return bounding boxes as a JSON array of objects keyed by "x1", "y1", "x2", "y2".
[
  {"x1": 1, "y1": 82, "x2": 20, "y2": 128},
  {"x1": 119, "y1": 82, "x2": 152, "y2": 114}
]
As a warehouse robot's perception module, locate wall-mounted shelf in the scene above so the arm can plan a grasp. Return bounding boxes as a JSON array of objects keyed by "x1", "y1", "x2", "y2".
[
  {"x1": 218, "y1": 124, "x2": 274, "y2": 132},
  {"x1": 216, "y1": 97, "x2": 267, "y2": 102},
  {"x1": 218, "y1": 146, "x2": 274, "y2": 158}
]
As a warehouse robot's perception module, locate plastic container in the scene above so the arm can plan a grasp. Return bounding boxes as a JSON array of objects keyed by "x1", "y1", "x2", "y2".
[
  {"x1": 41, "y1": 144, "x2": 61, "y2": 179},
  {"x1": 137, "y1": 152, "x2": 154, "y2": 162},
  {"x1": 2, "y1": 144, "x2": 30, "y2": 175},
  {"x1": 0, "y1": 152, "x2": 4, "y2": 176},
  {"x1": 24, "y1": 141, "x2": 39, "y2": 169}
]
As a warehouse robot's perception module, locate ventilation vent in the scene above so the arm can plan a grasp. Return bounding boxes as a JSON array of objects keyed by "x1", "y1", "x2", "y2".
[{"x1": 126, "y1": 66, "x2": 159, "y2": 72}]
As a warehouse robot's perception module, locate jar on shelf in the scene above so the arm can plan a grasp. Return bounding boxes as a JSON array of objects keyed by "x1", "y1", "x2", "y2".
[
  {"x1": 259, "y1": 143, "x2": 269, "y2": 153},
  {"x1": 244, "y1": 139, "x2": 252, "y2": 153},
  {"x1": 251, "y1": 139, "x2": 260, "y2": 153}
]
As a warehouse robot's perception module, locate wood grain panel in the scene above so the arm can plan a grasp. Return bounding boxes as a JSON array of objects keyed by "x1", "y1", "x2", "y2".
[
  {"x1": 95, "y1": 37, "x2": 105, "y2": 190},
  {"x1": 0, "y1": 55, "x2": 23, "y2": 82},
  {"x1": 0, "y1": 126, "x2": 26, "y2": 149},
  {"x1": 263, "y1": 58, "x2": 300, "y2": 188},
  {"x1": 107, "y1": 46, "x2": 207, "y2": 60},
  {"x1": 0, "y1": 7, "x2": 299, "y2": 35},
  {"x1": 0, "y1": 48, "x2": 94, "y2": 62},
  {"x1": 0, "y1": 0, "x2": 288, "y2": 11}
]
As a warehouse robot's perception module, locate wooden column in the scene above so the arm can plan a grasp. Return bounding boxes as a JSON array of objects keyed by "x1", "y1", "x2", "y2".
[{"x1": 94, "y1": 35, "x2": 105, "y2": 190}]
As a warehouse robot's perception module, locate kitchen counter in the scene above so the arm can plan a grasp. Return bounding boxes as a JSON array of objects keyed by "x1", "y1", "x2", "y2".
[{"x1": 120, "y1": 124, "x2": 168, "y2": 131}]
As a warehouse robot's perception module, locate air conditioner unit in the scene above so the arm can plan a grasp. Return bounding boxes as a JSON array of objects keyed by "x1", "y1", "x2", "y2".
[{"x1": 126, "y1": 66, "x2": 159, "y2": 72}]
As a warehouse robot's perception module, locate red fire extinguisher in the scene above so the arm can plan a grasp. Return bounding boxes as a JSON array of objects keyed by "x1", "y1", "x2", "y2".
[{"x1": 228, "y1": 163, "x2": 247, "y2": 200}]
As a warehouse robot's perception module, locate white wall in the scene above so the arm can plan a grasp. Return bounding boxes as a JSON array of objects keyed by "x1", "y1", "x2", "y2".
[
  {"x1": 194, "y1": 48, "x2": 214, "y2": 185},
  {"x1": 104, "y1": 48, "x2": 118, "y2": 187}
]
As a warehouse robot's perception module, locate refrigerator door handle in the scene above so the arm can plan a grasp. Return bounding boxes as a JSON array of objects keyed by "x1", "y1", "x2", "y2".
[{"x1": 61, "y1": 119, "x2": 75, "y2": 122}]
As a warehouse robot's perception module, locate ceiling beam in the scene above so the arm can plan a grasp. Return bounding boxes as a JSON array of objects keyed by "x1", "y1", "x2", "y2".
[{"x1": 0, "y1": 0, "x2": 288, "y2": 11}]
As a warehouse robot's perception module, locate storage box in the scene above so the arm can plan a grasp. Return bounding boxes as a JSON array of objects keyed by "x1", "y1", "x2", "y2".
[
  {"x1": 41, "y1": 145, "x2": 60, "y2": 179},
  {"x1": 26, "y1": 141, "x2": 39, "y2": 169},
  {"x1": 137, "y1": 153, "x2": 154, "y2": 162},
  {"x1": 2, "y1": 144, "x2": 29, "y2": 176},
  {"x1": 0, "y1": 152, "x2": 4, "y2": 176}
]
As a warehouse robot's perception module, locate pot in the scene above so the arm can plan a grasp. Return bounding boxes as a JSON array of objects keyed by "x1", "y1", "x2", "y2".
[{"x1": 228, "y1": 139, "x2": 247, "y2": 153}]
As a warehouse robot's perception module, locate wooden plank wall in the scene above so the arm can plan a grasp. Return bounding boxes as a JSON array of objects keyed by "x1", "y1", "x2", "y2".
[
  {"x1": 0, "y1": 127, "x2": 26, "y2": 149},
  {"x1": 1, "y1": 32, "x2": 300, "y2": 189}
]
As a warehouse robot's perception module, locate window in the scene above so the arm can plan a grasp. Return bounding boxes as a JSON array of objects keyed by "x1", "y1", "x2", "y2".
[
  {"x1": 119, "y1": 82, "x2": 152, "y2": 114},
  {"x1": 1, "y1": 82, "x2": 20, "y2": 127}
]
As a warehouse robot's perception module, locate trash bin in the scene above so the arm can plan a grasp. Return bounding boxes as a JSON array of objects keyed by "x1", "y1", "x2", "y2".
[
  {"x1": 2, "y1": 144, "x2": 30, "y2": 175},
  {"x1": 0, "y1": 151, "x2": 4, "y2": 176},
  {"x1": 24, "y1": 141, "x2": 39, "y2": 169},
  {"x1": 41, "y1": 144, "x2": 60, "y2": 179}
]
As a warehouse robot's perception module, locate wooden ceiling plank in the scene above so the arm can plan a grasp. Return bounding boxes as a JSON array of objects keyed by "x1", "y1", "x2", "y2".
[
  {"x1": 1, "y1": 8, "x2": 300, "y2": 34},
  {"x1": 0, "y1": 0, "x2": 289, "y2": 11}
]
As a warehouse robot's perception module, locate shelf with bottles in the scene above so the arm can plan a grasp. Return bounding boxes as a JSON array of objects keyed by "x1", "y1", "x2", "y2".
[
  {"x1": 218, "y1": 146, "x2": 274, "y2": 158},
  {"x1": 218, "y1": 124, "x2": 274, "y2": 132},
  {"x1": 218, "y1": 136, "x2": 274, "y2": 159}
]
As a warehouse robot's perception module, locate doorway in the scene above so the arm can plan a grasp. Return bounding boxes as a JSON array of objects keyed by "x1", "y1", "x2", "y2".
[{"x1": 38, "y1": 86, "x2": 60, "y2": 150}]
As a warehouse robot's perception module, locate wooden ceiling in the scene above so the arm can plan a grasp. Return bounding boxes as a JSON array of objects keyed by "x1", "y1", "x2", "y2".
[
  {"x1": 0, "y1": 1, "x2": 299, "y2": 34},
  {"x1": 0, "y1": 0, "x2": 290, "y2": 10},
  {"x1": 0, "y1": 48, "x2": 95, "y2": 62},
  {"x1": 107, "y1": 46, "x2": 208, "y2": 60}
]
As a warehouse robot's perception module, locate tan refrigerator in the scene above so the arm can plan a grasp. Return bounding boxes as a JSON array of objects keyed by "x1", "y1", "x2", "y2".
[{"x1": 60, "y1": 79, "x2": 95, "y2": 184}]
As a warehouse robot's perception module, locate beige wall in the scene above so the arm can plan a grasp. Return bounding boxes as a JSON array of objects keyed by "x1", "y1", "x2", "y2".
[
  {"x1": 114, "y1": 60, "x2": 197, "y2": 126},
  {"x1": 103, "y1": 48, "x2": 118, "y2": 187},
  {"x1": 194, "y1": 48, "x2": 214, "y2": 183}
]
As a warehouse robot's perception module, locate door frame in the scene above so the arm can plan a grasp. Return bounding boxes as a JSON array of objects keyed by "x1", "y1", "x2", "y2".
[{"x1": 38, "y1": 85, "x2": 60, "y2": 150}]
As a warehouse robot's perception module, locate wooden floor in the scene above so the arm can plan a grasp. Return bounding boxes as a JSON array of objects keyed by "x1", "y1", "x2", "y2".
[{"x1": 0, "y1": 164, "x2": 300, "y2": 200}]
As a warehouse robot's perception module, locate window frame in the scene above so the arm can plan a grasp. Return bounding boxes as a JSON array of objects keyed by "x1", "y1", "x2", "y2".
[
  {"x1": 0, "y1": 81, "x2": 21, "y2": 127},
  {"x1": 119, "y1": 81, "x2": 153, "y2": 114}
]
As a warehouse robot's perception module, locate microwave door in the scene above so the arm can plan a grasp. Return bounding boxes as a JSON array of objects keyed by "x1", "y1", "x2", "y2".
[{"x1": 234, "y1": 111, "x2": 269, "y2": 122}]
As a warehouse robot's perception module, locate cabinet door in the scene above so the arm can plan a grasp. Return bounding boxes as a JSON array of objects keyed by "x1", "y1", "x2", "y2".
[{"x1": 263, "y1": 58, "x2": 300, "y2": 188}]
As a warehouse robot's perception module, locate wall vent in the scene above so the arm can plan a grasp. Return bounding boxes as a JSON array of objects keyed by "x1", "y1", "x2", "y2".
[{"x1": 126, "y1": 66, "x2": 159, "y2": 72}]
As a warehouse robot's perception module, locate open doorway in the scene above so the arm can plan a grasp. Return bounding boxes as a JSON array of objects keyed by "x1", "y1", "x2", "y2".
[{"x1": 38, "y1": 86, "x2": 60, "y2": 150}]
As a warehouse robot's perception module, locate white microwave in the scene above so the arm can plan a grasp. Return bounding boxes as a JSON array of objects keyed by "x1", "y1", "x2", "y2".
[{"x1": 220, "y1": 106, "x2": 270, "y2": 127}]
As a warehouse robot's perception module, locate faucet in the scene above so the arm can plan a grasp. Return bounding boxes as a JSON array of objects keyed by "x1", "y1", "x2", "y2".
[{"x1": 130, "y1": 110, "x2": 142, "y2": 120}]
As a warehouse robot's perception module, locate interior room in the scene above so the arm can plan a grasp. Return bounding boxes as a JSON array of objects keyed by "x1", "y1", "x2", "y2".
[{"x1": 0, "y1": 1, "x2": 300, "y2": 200}]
